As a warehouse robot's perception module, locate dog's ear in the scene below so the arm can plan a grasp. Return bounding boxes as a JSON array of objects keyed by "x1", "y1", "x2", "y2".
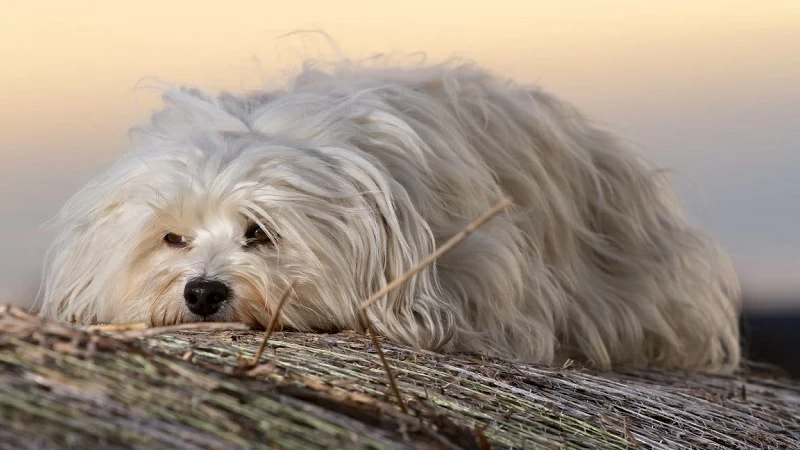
[
  {"x1": 361, "y1": 186, "x2": 460, "y2": 352},
  {"x1": 37, "y1": 160, "x2": 154, "y2": 323}
]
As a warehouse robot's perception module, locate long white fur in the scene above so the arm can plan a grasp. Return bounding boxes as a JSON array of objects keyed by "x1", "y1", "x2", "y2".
[{"x1": 38, "y1": 59, "x2": 741, "y2": 372}]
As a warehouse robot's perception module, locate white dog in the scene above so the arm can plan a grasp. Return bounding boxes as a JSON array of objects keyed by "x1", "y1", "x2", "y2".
[{"x1": 38, "y1": 60, "x2": 741, "y2": 372}]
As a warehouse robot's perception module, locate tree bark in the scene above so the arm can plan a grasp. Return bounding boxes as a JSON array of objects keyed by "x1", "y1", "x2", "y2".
[{"x1": 1, "y1": 306, "x2": 798, "y2": 449}]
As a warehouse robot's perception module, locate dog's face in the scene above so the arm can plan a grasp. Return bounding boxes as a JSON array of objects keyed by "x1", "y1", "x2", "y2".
[
  {"x1": 127, "y1": 191, "x2": 288, "y2": 328},
  {"x1": 41, "y1": 138, "x2": 425, "y2": 331}
]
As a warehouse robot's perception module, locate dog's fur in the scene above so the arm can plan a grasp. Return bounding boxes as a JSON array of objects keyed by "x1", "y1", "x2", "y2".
[{"x1": 38, "y1": 60, "x2": 741, "y2": 372}]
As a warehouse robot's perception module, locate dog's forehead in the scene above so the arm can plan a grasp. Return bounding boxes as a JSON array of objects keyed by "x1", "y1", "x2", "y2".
[
  {"x1": 153, "y1": 192, "x2": 247, "y2": 233},
  {"x1": 192, "y1": 218, "x2": 241, "y2": 243}
]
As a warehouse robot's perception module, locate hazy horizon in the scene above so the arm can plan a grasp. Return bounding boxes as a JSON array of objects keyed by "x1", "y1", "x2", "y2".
[{"x1": 2, "y1": 1, "x2": 798, "y2": 308}]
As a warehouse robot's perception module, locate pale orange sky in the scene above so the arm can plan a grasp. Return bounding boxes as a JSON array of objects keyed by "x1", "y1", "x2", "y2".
[{"x1": 1, "y1": 1, "x2": 799, "y2": 306}]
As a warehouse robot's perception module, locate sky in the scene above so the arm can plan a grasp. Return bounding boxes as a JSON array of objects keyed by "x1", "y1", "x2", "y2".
[{"x1": 1, "y1": 1, "x2": 798, "y2": 308}]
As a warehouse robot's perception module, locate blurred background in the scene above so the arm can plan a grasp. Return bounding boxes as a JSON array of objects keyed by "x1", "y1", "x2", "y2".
[{"x1": 1, "y1": 1, "x2": 798, "y2": 374}]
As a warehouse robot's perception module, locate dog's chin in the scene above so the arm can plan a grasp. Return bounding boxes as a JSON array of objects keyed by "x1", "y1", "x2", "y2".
[
  {"x1": 181, "y1": 304, "x2": 235, "y2": 324},
  {"x1": 179, "y1": 303, "x2": 268, "y2": 330}
]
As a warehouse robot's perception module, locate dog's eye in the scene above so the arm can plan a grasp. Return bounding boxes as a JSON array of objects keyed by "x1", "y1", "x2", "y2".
[
  {"x1": 164, "y1": 233, "x2": 188, "y2": 247},
  {"x1": 244, "y1": 223, "x2": 276, "y2": 247}
]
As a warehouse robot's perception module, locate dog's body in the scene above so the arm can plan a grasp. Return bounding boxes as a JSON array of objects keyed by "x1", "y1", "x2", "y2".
[{"x1": 39, "y1": 61, "x2": 741, "y2": 372}]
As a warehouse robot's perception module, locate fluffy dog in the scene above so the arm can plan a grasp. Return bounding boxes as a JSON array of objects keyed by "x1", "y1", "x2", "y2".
[{"x1": 38, "y1": 60, "x2": 741, "y2": 372}]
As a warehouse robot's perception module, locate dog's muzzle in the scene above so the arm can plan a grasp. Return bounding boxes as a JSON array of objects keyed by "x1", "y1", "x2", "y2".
[{"x1": 183, "y1": 277, "x2": 230, "y2": 317}]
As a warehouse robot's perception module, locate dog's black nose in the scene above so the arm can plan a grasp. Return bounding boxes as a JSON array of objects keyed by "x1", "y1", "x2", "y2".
[{"x1": 184, "y1": 278, "x2": 230, "y2": 317}]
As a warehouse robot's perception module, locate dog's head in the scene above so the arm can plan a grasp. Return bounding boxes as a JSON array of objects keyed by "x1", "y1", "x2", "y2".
[{"x1": 38, "y1": 86, "x2": 440, "y2": 335}]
